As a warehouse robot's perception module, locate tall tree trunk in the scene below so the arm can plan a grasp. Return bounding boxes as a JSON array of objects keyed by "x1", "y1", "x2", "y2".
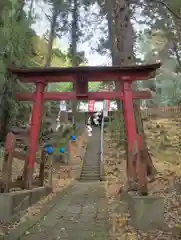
[
  {"x1": 105, "y1": 0, "x2": 119, "y2": 65},
  {"x1": 45, "y1": 10, "x2": 59, "y2": 68},
  {"x1": 105, "y1": 0, "x2": 124, "y2": 131},
  {"x1": 71, "y1": 0, "x2": 79, "y2": 130}
]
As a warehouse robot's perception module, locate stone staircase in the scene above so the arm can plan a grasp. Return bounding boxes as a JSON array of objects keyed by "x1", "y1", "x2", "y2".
[{"x1": 80, "y1": 126, "x2": 101, "y2": 181}]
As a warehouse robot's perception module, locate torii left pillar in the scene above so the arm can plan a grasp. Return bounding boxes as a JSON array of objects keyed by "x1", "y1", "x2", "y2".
[{"x1": 24, "y1": 81, "x2": 46, "y2": 189}]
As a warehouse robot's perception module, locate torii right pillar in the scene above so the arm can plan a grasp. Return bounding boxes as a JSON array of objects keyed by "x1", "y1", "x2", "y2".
[{"x1": 122, "y1": 80, "x2": 150, "y2": 195}]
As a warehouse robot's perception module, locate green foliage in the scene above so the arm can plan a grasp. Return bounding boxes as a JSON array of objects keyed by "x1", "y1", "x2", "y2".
[
  {"x1": 0, "y1": 1, "x2": 35, "y2": 140},
  {"x1": 0, "y1": 0, "x2": 78, "y2": 140},
  {"x1": 88, "y1": 82, "x2": 102, "y2": 91}
]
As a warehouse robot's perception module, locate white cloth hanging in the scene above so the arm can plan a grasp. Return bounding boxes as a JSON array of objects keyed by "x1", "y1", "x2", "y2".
[
  {"x1": 56, "y1": 122, "x2": 61, "y2": 131},
  {"x1": 86, "y1": 125, "x2": 92, "y2": 136},
  {"x1": 93, "y1": 117, "x2": 99, "y2": 126}
]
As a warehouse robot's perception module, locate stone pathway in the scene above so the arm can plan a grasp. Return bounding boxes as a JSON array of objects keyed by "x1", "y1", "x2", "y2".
[{"x1": 18, "y1": 182, "x2": 109, "y2": 240}]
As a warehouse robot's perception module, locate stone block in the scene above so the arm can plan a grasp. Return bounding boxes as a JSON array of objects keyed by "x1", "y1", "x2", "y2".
[
  {"x1": 128, "y1": 195, "x2": 164, "y2": 231},
  {"x1": 0, "y1": 186, "x2": 52, "y2": 223},
  {"x1": 0, "y1": 194, "x2": 13, "y2": 222},
  {"x1": 12, "y1": 190, "x2": 31, "y2": 215},
  {"x1": 0, "y1": 190, "x2": 31, "y2": 223},
  {"x1": 30, "y1": 186, "x2": 52, "y2": 205}
]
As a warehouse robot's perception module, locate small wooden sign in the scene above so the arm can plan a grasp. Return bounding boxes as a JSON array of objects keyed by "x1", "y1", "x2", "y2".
[{"x1": 5, "y1": 132, "x2": 16, "y2": 154}]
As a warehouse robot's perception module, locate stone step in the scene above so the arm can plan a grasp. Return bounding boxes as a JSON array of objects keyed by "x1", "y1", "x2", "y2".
[
  {"x1": 79, "y1": 175, "x2": 100, "y2": 181},
  {"x1": 80, "y1": 174, "x2": 100, "y2": 179},
  {"x1": 80, "y1": 173, "x2": 100, "y2": 176},
  {"x1": 82, "y1": 167, "x2": 100, "y2": 170},
  {"x1": 83, "y1": 162, "x2": 99, "y2": 164},
  {"x1": 80, "y1": 174, "x2": 100, "y2": 177},
  {"x1": 81, "y1": 168, "x2": 100, "y2": 172},
  {"x1": 81, "y1": 169, "x2": 100, "y2": 173},
  {"x1": 82, "y1": 165, "x2": 100, "y2": 169},
  {"x1": 83, "y1": 161, "x2": 100, "y2": 163},
  {"x1": 79, "y1": 178, "x2": 101, "y2": 182},
  {"x1": 82, "y1": 166, "x2": 100, "y2": 169},
  {"x1": 81, "y1": 165, "x2": 100, "y2": 170},
  {"x1": 82, "y1": 163, "x2": 100, "y2": 166},
  {"x1": 81, "y1": 171, "x2": 100, "y2": 175}
]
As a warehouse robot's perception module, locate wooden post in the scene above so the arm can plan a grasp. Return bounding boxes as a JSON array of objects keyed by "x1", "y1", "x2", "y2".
[
  {"x1": 48, "y1": 155, "x2": 53, "y2": 187},
  {"x1": 1, "y1": 133, "x2": 16, "y2": 193},
  {"x1": 68, "y1": 140, "x2": 72, "y2": 162},
  {"x1": 137, "y1": 134, "x2": 148, "y2": 195},
  {"x1": 64, "y1": 140, "x2": 71, "y2": 164},
  {"x1": 39, "y1": 149, "x2": 47, "y2": 186}
]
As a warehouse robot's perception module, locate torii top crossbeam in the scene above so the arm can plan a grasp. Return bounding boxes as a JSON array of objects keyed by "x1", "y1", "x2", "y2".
[{"x1": 9, "y1": 63, "x2": 161, "y2": 83}]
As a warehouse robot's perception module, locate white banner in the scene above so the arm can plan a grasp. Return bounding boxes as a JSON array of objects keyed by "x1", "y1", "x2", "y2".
[{"x1": 59, "y1": 100, "x2": 67, "y2": 112}]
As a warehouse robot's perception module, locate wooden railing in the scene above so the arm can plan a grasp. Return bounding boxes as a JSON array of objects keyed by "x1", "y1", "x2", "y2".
[
  {"x1": 141, "y1": 106, "x2": 181, "y2": 120},
  {"x1": 0, "y1": 133, "x2": 49, "y2": 193}
]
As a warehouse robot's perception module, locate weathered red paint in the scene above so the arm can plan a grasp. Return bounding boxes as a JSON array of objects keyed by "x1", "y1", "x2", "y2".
[
  {"x1": 137, "y1": 134, "x2": 147, "y2": 193},
  {"x1": 8, "y1": 63, "x2": 161, "y2": 190},
  {"x1": 75, "y1": 77, "x2": 88, "y2": 97},
  {"x1": 28, "y1": 81, "x2": 46, "y2": 169},
  {"x1": 122, "y1": 82, "x2": 138, "y2": 184},
  {"x1": 16, "y1": 90, "x2": 152, "y2": 101}
]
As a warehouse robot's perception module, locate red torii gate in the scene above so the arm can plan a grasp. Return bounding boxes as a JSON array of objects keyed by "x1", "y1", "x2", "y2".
[{"x1": 9, "y1": 63, "x2": 161, "y2": 192}]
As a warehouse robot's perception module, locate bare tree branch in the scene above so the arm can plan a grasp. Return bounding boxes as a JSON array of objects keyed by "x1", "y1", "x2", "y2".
[{"x1": 131, "y1": 0, "x2": 181, "y2": 20}]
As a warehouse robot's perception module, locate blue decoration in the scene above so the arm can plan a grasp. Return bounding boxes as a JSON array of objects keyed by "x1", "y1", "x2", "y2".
[
  {"x1": 44, "y1": 143, "x2": 50, "y2": 148},
  {"x1": 59, "y1": 147, "x2": 65, "y2": 154},
  {"x1": 45, "y1": 146, "x2": 54, "y2": 155},
  {"x1": 71, "y1": 135, "x2": 76, "y2": 141}
]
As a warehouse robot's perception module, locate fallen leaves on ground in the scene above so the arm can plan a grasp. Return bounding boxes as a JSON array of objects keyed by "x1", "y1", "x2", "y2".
[
  {"x1": 0, "y1": 131, "x2": 87, "y2": 235},
  {"x1": 104, "y1": 118, "x2": 181, "y2": 239}
]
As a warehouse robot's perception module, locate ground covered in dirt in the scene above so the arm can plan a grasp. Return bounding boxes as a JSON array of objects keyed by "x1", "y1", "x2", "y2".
[{"x1": 104, "y1": 118, "x2": 181, "y2": 239}]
